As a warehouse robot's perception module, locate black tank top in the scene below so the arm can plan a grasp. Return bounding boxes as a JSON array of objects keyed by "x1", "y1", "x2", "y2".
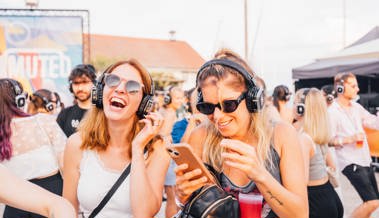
[{"x1": 219, "y1": 146, "x2": 281, "y2": 218}]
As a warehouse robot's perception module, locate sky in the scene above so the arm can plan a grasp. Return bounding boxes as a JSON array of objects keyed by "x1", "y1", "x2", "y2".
[{"x1": 1, "y1": 0, "x2": 379, "y2": 91}]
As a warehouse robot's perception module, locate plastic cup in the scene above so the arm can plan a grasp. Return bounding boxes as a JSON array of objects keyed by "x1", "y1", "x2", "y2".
[
  {"x1": 356, "y1": 132, "x2": 364, "y2": 148},
  {"x1": 356, "y1": 140, "x2": 363, "y2": 148},
  {"x1": 238, "y1": 192, "x2": 263, "y2": 218}
]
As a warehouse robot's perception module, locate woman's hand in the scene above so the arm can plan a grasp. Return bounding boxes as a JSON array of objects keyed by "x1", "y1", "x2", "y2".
[
  {"x1": 132, "y1": 112, "x2": 164, "y2": 151},
  {"x1": 221, "y1": 139, "x2": 267, "y2": 182},
  {"x1": 174, "y1": 163, "x2": 209, "y2": 204}
]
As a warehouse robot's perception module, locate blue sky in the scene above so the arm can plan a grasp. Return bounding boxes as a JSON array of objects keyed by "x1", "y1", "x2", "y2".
[{"x1": 1, "y1": 0, "x2": 379, "y2": 91}]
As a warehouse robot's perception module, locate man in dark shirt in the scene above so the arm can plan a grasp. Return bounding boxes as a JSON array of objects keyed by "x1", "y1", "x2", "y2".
[{"x1": 57, "y1": 64, "x2": 96, "y2": 137}]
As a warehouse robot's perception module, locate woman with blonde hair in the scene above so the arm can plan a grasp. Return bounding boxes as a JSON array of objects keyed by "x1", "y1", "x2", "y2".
[
  {"x1": 293, "y1": 88, "x2": 343, "y2": 218},
  {"x1": 175, "y1": 49, "x2": 308, "y2": 218},
  {"x1": 63, "y1": 59, "x2": 170, "y2": 217}
]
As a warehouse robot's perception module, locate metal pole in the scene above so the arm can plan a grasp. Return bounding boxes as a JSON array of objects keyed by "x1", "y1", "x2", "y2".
[
  {"x1": 342, "y1": 0, "x2": 346, "y2": 47},
  {"x1": 244, "y1": 0, "x2": 248, "y2": 60}
]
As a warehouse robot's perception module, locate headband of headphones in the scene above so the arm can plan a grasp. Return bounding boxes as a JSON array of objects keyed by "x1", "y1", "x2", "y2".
[
  {"x1": 196, "y1": 59, "x2": 258, "y2": 88},
  {"x1": 196, "y1": 58, "x2": 264, "y2": 113},
  {"x1": 8, "y1": 79, "x2": 22, "y2": 96},
  {"x1": 32, "y1": 92, "x2": 54, "y2": 112}
]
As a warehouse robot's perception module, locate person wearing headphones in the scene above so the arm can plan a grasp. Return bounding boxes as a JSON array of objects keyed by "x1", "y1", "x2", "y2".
[
  {"x1": 158, "y1": 85, "x2": 185, "y2": 218},
  {"x1": 272, "y1": 85, "x2": 293, "y2": 124},
  {"x1": 0, "y1": 164, "x2": 75, "y2": 218},
  {"x1": 63, "y1": 59, "x2": 170, "y2": 217},
  {"x1": 0, "y1": 79, "x2": 67, "y2": 218},
  {"x1": 27, "y1": 89, "x2": 56, "y2": 115},
  {"x1": 57, "y1": 64, "x2": 96, "y2": 137},
  {"x1": 293, "y1": 88, "x2": 343, "y2": 218},
  {"x1": 328, "y1": 72, "x2": 379, "y2": 218},
  {"x1": 175, "y1": 49, "x2": 308, "y2": 218},
  {"x1": 321, "y1": 84, "x2": 337, "y2": 107}
]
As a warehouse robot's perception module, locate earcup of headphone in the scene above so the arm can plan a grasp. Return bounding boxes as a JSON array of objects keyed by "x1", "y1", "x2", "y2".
[
  {"x1": 245, "y1": 87, "x2": 264, "y2": 113},
  {"x1": 15, "y1": 95, "x2": 26, "y2": 108},
  {"x1": 91, "y1": 83, "x2": 104, "y2": 109},
  {"x1": 296, "y1": 103, "x2": 305, "y2": 116},
  {"x1": 137, "y1": 95, "x2": 154, "y2": 119},
  {"x1": 336, "y1": 85, "x2": 344, "y2": 94},
  {"x1": 326, "y1": 94, "x2": 334, "y2": 103},
  {"x1": 163, "y1": 93, "x2": 171, "y2": 105},
  {"x1": 45, "y1": 102, "x2": 54, "y2": 112}
]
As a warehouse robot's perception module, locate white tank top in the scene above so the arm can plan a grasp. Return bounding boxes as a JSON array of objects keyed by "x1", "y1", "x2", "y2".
[{"x1": 77, "y1": 150, "x2": 132, "y2": 218}]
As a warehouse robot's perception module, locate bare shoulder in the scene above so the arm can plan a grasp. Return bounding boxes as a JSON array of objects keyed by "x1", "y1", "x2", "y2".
[
  {"x1": 188, "y1": 122, "x2": 208, "y2": 158},
  {"x1": 65, "y1": 132, "x2": 84, "y2": 161},
  {"x1": 273, "y1": 121, "x2": 300, "y2": 154}
]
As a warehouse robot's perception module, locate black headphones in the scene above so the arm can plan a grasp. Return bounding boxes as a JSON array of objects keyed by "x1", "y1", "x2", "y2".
[
  {"x1": 163, "y1": 86, "x2": 174, "y2": 105},
  {"x1": 32, "y1": 92, "x2": 54, "y2": 112},
  {"x1": 273, "y1": 85, "x2": 291, "y2": 101},
  {"x1": 69, "y1": 64, "x2": 96, "y2": 93},
  {"x1": 336, "y1": 79, "x2": 344, "y2": 94},
  {"x1": 296, "y1": 88, "x2": 310, "y2": 116},
  {"x1": 91, "y1": 63, "x2": 155, "y2": 119},
  {"x1": 196, "y1": 59, "x2": 264, "y2": 113},
  {"x1": 326, "y1": 90, "x2": 336, "y2": 103},
  {"x1": 283, "y1": 86, "x2": 291, "y2": 101},
  {"x1": 8, "y1": 79, "x2": 27, "y2": 108}
]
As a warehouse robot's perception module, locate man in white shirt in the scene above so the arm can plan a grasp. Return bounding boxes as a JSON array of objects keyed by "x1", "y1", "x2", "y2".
[{"x1": 328, "y1": 72, "x2": 379, "y2": 218}]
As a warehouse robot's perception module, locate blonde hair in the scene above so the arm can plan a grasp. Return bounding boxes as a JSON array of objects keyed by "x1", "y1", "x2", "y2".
[
  {"x1": 300, "y1": 88, "x2": 331, "y2": 145},
  {"x1": 199, "y1": 49, "x2": 273, "y2": 171},
  {"x1": 78, "y1": 59, "x2": 154, "y2": 156}
]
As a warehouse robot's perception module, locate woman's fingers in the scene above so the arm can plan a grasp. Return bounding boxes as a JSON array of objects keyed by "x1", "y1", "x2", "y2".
[{"x1": 220, "y1": 139, "x2": 252, "y2": 155}]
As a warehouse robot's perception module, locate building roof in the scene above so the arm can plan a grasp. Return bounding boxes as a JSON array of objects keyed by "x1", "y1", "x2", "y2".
[{"x1": 88, "y1": 34, "x2": 204, "y2": 71}]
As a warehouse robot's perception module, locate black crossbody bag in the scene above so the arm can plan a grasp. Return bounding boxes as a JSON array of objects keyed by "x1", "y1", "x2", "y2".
[{"x1": 87, "y1": 163, "x2": 131, "y2": 218}]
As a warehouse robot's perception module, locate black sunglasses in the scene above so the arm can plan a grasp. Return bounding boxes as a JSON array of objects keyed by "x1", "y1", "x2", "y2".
[
  {"x1": 196, "y1": 92, "x2": 246, "y2": 115},
  {"x1": 104, "y1": 74, "x2": 143, "y2": 94}
]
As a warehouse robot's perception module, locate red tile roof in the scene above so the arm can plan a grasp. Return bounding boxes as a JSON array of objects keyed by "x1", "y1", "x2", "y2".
[{"x1": 88, "y1": 34, "x2": 205, "y2": 71}]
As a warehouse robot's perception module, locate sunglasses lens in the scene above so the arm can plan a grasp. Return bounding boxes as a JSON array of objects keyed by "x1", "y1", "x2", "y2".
[
  {"x1": 105, "y1": 74, "x2": 121, "y2": 87},
  {"x1": 125, "y1": 80, "x2": 142, "y2": 94},
  {"x1": 222, "y1": 100, "x2": 238, "y2": 113},
  {"x1": 196, "y1": 102, "x2": 215, "y2": 115}
]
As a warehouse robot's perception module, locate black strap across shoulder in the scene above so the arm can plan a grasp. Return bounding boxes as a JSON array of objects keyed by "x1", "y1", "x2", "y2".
[{"x1": 88, "y1": 163, "x2": 131, "y2": 218}]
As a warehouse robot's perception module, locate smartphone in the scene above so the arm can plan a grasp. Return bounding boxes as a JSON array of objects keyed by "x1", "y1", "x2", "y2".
[{"x1": 166, "y1": 143, "x2": 214, "y2": 183}]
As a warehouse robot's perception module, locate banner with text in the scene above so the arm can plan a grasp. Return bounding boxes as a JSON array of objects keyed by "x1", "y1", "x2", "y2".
[{"x1": 0, "y1": 15, "x2": 83, "y2": 106}]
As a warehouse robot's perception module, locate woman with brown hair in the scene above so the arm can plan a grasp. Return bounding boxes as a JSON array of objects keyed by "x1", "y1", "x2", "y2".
[
  {"x1": 0, "y1": 78, "x2": 67, "y2": 218},
  {"x1": 63, "y1": 59, "x2": 170, "y2": 217},
  {"x1": 28, "y1": 89, "x2": 56, "y2": 115}
]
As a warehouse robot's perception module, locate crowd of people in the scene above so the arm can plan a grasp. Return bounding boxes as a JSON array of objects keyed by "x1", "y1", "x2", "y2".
[{"x1": 0, "y1": 48, "x2": 378, "y2": 218}]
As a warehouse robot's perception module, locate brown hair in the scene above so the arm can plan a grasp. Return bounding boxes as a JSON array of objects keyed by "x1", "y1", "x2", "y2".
[
  {"x1": 334, "y1": 72, "x2": 356, "y2": 86},
  {"x1": 78, "y1": 59, "x2": 153, "y2": 156},
  {"x1": 27, "y1": 89, "x2": 53, "y2": 114}
]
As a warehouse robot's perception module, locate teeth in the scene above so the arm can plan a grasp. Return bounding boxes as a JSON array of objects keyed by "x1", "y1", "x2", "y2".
[
  {"x1": 110, "y1": 97, "x2": 126, "y2": 106},
  {"x1": 219, "y1": 120, "x2": 231, "y2": 126}
]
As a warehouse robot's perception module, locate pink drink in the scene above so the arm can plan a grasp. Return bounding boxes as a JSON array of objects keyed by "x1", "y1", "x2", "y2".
[{"x1": 239, "y1": 192, "x2": 263, "y2": 218}]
